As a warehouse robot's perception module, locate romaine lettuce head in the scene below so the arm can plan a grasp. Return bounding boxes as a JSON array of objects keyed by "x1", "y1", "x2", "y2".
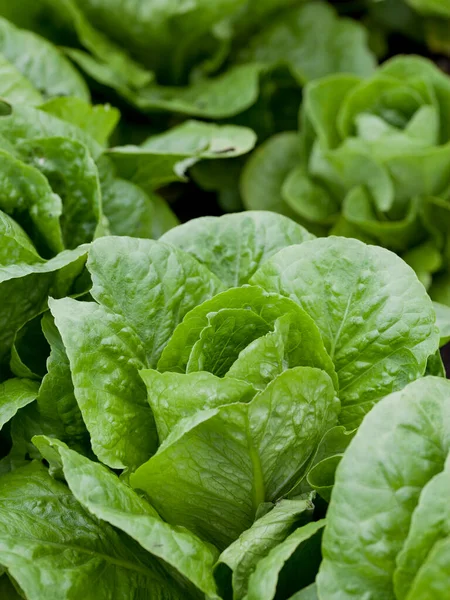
[
  {"x1": 0, "y1": 211, "x2": 442, "y2": 599},
  {"x1": 243, "y1": 56, "x2": 450, "y2": 304},
  {"x1": 0, "y1": 1, "x2": 376, "y2": 120}
]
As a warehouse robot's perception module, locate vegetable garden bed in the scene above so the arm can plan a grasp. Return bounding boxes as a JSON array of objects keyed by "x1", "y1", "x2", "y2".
[{"x1": 0, "y1": 1, "x2": 450, "y2": 599}]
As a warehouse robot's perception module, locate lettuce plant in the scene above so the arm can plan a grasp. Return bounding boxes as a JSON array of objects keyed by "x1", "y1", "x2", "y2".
[
  {"x1": 318, "y1": 375, "x2": 450, "y2": 599},
  {"x1": 0, "y1": 16, "x2": 89, "y2": 105},
  {"x1": 0, "y1": 1, "x2": 375, "y2": 124},
  {"x1": 0, "y1": 211, "x2": 443, "y2": 599},
  {"x1": 243, "y1": 56, "x2": 450, "y2": 304}
]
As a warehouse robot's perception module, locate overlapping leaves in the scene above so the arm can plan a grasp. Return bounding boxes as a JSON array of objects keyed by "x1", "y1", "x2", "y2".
[{"x1": 0, "y1": 212, "x2": 441, "y2": 598}]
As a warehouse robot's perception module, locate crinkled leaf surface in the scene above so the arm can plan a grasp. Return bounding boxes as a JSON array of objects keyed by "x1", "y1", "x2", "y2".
[
  {"x1": 34, "y1": 436, "x2": 221, "y2": 599},
  {"x1": 0, "y1": 461, "x2": 187, "y2": 599},
  {"x1": 131, "y1": 367, "x2": 339, "y2": 549},
  {"x1": 318, "y1": 376, "x2": 450, "y2": 600},
  {"x1": 49, "y1": 298, "x2": 155, "y2": 470},
  {"x1": 158, "y1": 285, "x2": 336, "y2": 388},
  {"x1": 160, "y1": 212, "x2": 313, "y2": 288},
  {"x1": 251, "y1": 237, "x2": 439, "y2": 427},
  {"x1": 87, "y1": 236, "x2": 223, "y2": 367},
  {"x1": 140, "y1": 370, "x2": 255, "y2": 443}
]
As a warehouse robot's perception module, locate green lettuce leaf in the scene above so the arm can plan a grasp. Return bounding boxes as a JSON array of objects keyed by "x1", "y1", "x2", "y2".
[
  {"x1": 49, "y1": 298, "x2": 155, "y2": 470},
  {"x1": 317, "y1": 376, "x2": 450, "y2": 599},
  {"x1": 131, "y1": 367, "x2": 339, "y2": 548},
  {"x1": 87, "y1": 236, "x2": 223, "y2": 367},
  {"x1": 34, "y1": 436, "x2": 221, "y2": 599},
  {"x1": 108, "y1": 120, "x2": 257, "y2": 191},
  {"x1": 245, "y1": 520, "x2": 325, "y2": 600},
  {"x1": 0, "y1": 378, "x2": 39, "y2": 430},
  {"x1": 158, "y1": 285, "x2": 337, "y2": 388},
  {"x1": 251, "y1": 236, "x2": 439, "y2": 427},
  {"x1": 215, "y1": 497, "x2": 314, "y2": 600},
  {"x1": 0, "y1": 16, "x2": 88, "y2": 102},
  {"x1": 0, "y1": 244, "x2": 88, "y2": 375},
  {"x1": 160, "y1": 211, "x2": 313, "y2": 288},
  {"x1": 236, "y1": 2, "x2": 375, "y2": 84},
  {"x1": 140, "y1": 370, "x2": 255, "y2": 443},
  {"x1": 0, "y1": 461, "x2": 188, "y2": 599}
]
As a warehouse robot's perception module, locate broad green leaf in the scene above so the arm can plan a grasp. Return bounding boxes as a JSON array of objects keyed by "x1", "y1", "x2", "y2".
[
  {"x1": 317, "y1": 376, "x2": 450, "y2": 600},
  {"x1": 37, "y1": 312, "x2": 89, "y2": 453},
  {"x1": 0, "y1": 244, "x2": 88, "y2": 372},
  {"x1": 34, "y1": 437, "x2": 221, "y2": 599},
  {"x1": 0, "y1": 149, "x2": 63, "y2": 254},
  {"x1": 39, "y1": 97, "x2": 119, "y2": 145},
  {"x1": 379, "y1": 55, "x2": 450, "y2": 143},
  {"x1": 216, "y1": 498, "x2": 314, "y2": 600},
  {"x1": 70, "y1": 56, "x2": 264, "y2": 119},
  {"x1": 0, "y1": 16, "x2": 89, "y2": 101},
  {"x1": 394, "y1": 460, "x2": 450, "y2": 598},
  {"x1": 282, "y1": 166, "x2": 339, "y2": 225},
  {"x1": 0, "y1": 378, "x2": 39, "y2": 430},
  {"x1": 108, "y1": 120, "x2": 257, "y2": 190},
  {"x1": 50, "y1": 298, "x2": 156, "y2": 470},
  {"x1": 0, "y1": 210, "x2": 41, "y2": 266},
  {"x1": 0, "y1": 461, "x2": 186, "y2": 599},
  {"x1": 0, "y1": 104, "x2": 101, "y2": 159},
  {"x1": 302, "y1": 75, "x2": 361, "y2": 150},
  {"x1": 158, "y1": 286, "x2": 337, "y2": 388},
  {"x1": 18, "y1": 136, "x2": 102, "y2": 248},
  {"x1": 57, "y1": 0, "x2": 243, "y2": 76},
  {"x1": 0, "y1": 53, "x2": 43, "y2": 105},
  {"x1": 11, "y1": 0, "x2": 152, "y2": 90},
  {"x1": 251, "y1": 237, "x2": 439, "y2": 426},
  {"x1": 87, "y1": 236, "x2": 223, "y2": 367},
  {"x1": 100, "y1": 176, "x2": 153, "y2": 239},
  {"x1": 160, "y1": 211, "x2": 313, "y2": 288},
  {"x1": 236, "y1": 3, "x2": 375, "y2": 84},
  {"x1": 342, "y1": 187, "x2": 424, "y2": 252},
  {"x1": 139, "y1": 370, "x2": 255, "y2": 442},
  {"x1": 241, "y1": 132, "x2": 301, "y2": 217},
  {"x1": 404, "y1": 536, "x2": 450, "y2": 599},
  {"x1": 327, "y1": 142, "x2": 395, "y2": 213},
  {"x1": 131, "y1": 367, "x2": 339, "y2": 548},
  {"x1": 245, "y1": 520, "x2": 325, "y2": 600}
]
